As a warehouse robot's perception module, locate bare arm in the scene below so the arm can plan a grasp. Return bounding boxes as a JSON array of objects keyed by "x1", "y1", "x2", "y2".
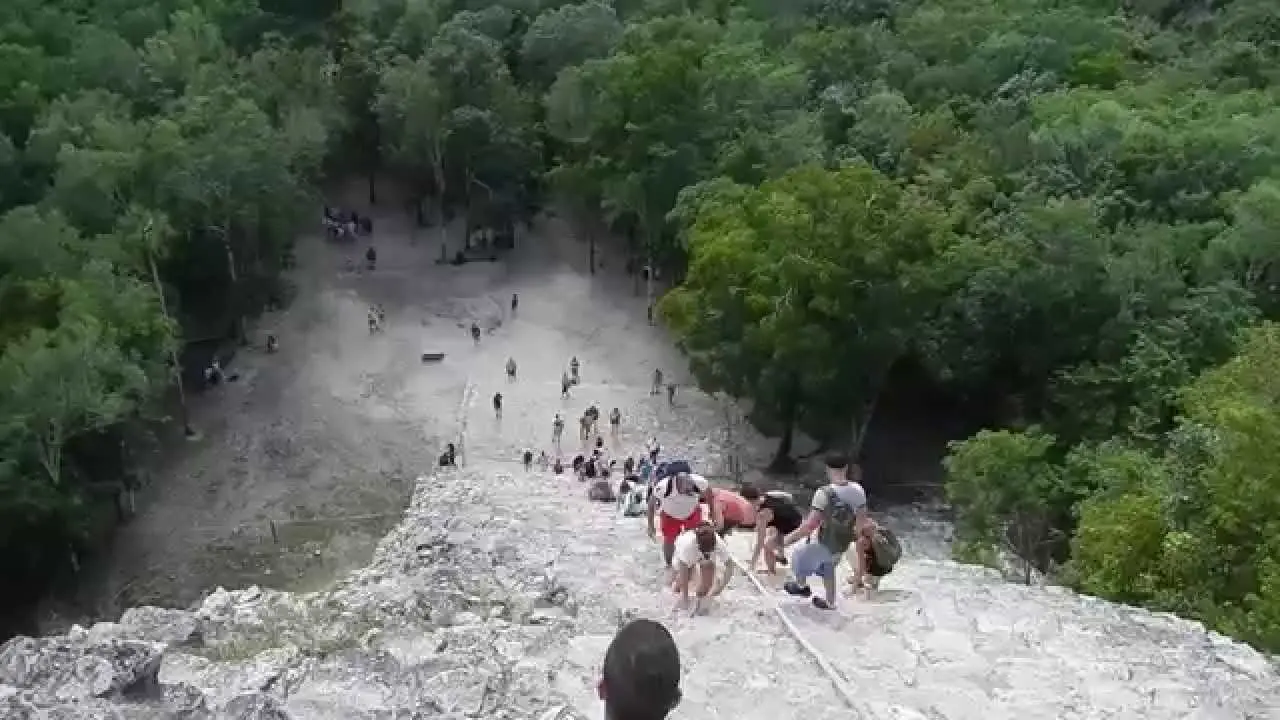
[
  {"x1": 749, "y1": 507, "x2": 773, "y2": 568},
  {"x1": 783, "y1": 510, "x2": 823, "y2": 547},
  {"x1": 676, "y1": 565, "x2": 690, "y2": 599},
  {"x1": 702, "y1": 489, "x2": 722, "y2": 528},
  {"x1": 851, "y1": 535, "x2": 867, "y2": 589},
  {"x1": 711, "y1": 557, "x2": 735, "y2": 596}
]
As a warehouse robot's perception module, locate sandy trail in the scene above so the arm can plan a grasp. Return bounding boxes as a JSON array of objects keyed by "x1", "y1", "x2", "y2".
[{"x1": 60, "y1": 187, "x2": 707, "y2": 623}]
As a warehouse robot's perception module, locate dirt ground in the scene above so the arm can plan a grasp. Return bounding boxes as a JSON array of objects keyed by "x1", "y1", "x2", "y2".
[
  {"x1": 42, "y1": 173, "x2": 960, "y2": 630},
  {"x1": 46, "y1": 179, "x2": 699, "y2": 626}
]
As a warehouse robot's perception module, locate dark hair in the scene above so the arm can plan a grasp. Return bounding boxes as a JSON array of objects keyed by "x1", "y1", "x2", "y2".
[
  {"x1": 602, "y1": 619, "x2": 681, "y2": 720},
  {"x1": 694, "y1": 525, "x2": 717, "y2": 555},
  {"x1": 738, "y1": 484, "x2": 760, "y2": 501},
  {"x1": 824, "y1": 452, "x2": 849, "y2": 470}
]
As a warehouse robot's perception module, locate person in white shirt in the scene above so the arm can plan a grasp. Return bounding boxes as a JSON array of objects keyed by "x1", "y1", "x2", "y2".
[
  {"x1": 670, "y1": 524, "x2": 735, "y2": 615},
  {"x1": 647, "y1": 472, "x2": 721, "y2": 568}
]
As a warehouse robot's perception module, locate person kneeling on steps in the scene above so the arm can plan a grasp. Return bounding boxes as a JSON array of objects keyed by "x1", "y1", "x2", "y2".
[{"x1": 670, "y1": 524, "x2": 734, "y2": 616}]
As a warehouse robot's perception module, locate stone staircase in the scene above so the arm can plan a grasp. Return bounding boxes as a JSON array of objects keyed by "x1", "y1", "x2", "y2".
[{"x1": 3, "y1": 360, "x2": 1277, "y2": 719}]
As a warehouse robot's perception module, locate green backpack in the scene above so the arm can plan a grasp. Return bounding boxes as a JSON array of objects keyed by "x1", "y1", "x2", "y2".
[
  {"x1": 817, "y1": 487, "x2": 858, "y2": 555},
  {"x1": 871, "y1": 527, "x2": 903, "y2": 569}
]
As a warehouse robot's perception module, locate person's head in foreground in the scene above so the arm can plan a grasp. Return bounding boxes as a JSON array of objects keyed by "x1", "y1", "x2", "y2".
[{"x1": 599, "y1": 619, "x2": 681, "y2": 720}]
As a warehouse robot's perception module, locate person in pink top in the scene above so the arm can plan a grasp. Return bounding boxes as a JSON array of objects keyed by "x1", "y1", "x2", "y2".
[{"x1": 711, "y1": 485, "x2": 758, "y2": 538}]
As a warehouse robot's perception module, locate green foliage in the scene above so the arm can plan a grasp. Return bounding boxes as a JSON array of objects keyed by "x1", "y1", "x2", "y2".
[
  {"x1": 520, "y1": 1, "x2": 622, "y2": 89},
  {"x1": 4, "y1": 0, "x2": 1280, "y2": 656},
  {"x1": 663, "y1": 164, "x2": 951, "y2": 458},
  {"x1": 0, "y1": 0, "x2": 337, "y2": 617},
  {"x1": 944, "y1": 428, "x2": 1077, "y2": 581},
  {"x1": 1068, "y1": 324, "x2": 1280, "y2": 650}
]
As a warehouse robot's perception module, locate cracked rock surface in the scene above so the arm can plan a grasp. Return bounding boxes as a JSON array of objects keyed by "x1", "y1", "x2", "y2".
[
  {"x1": 3, "y1": 381, "x2": 1279, "y2": 719},
  {"x1": 6, "y1": 218, "x2": 1280, "y2": 719}
]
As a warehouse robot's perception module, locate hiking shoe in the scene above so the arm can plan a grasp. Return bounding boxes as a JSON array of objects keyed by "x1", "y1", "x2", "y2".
[
  {"x1": 783, "y1": 582, "x2": 812, "y2": 597},
  {"x1": 811, "y1": 597, "x2": 834, "y2": 610}
]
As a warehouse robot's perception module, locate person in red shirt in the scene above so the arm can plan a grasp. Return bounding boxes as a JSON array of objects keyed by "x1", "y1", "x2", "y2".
[{"x1": 710, "y1": 485, "x2": 758, "y2": 537}]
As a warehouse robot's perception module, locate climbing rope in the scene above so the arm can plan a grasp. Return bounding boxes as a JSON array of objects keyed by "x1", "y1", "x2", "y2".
[{"x1": 728, "y1": 553, "x2": 869, "y2": 717}]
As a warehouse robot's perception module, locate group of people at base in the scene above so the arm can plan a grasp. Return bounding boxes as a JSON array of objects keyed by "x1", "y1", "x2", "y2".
[{"x1": 645, "y1": 452, "x2": 902, "y2": 615}]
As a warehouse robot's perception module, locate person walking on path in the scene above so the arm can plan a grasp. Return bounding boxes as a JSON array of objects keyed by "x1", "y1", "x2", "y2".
[
  {"x1": 609, "y1": 407, "x2": 622, "y2": 435},
  {"x1": 552, "y1": 413, "x2": 565, "y2": 450},
  {"x1": 492, "y1": 392, "x2": 503, "y2": 419},
  {"x1": 561, "y1": 372, "x2": 572, "y2": 398},
  {"x1": 471, "y1": 322, "x2": 481, "y2": 344},
  {"x1": 506, "y1": 357, "x2": 517, "y2": 381},
  {"x1": 570, "y1": 356, "x2": 580, "y2": 384},
  {"x1": 511, "y1": 293, "x2": 519, "y2": 315},
  {"x1": 779, "y1": 453, "x2": 868, "y2": 610},
  {"x1": 652, "y1": 369, "x2": 663, "y2": 395},
  {"x1": 666, "y1": 382, "x2": 676, "y2": 405}
]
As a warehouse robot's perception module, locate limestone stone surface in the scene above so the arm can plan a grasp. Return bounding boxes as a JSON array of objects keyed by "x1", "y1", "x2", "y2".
[{"x1": 2, "y1": 376, "x2": 1278, "y2": 719}]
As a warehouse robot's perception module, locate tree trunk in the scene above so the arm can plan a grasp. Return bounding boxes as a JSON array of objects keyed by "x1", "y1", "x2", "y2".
[
  {"x1": 631, "y1": 226, "x2": 642, "y2": 297},
  {"x1": 38, "y1": 431, "x2": 63, "y2": 488},
  {"x1": 432, "y1": 152, "x2": 447, "y2": 254},
  {"x1": 222, "y1": 217, "x2": 246, "y2": 345},
  {"x1": 367, "y1": 170, "x2": 377, "y2": 206},
  {"x1": 462, "y1": 168, "x2": 475, "y2": 250},
  {"x1": 770, "y1": 421, "x2": 794, "y2": 473},
  {"x1": 850, "y1": 362, "x2": 893, "y2": 457},
  {"x1": 588, "y1": 220, "x2": 596, "y2": 275},
  {"x1": 147, "y1": 246, "x2": 193, "y2": 436},
  {"x1": 645, "y1": 249, "x2": 654, "y2": 311},
  {"x1": 768, "y1": 376, "x2": 801, "y2": 473}
]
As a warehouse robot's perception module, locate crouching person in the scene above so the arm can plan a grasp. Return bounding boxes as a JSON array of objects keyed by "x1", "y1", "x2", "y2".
[
  {"x1": 671, "y1": 524, "x2": 734, "y2": 616},
  {"x1": 849, "y1": 516, "x2": 902, "y2": 599}
]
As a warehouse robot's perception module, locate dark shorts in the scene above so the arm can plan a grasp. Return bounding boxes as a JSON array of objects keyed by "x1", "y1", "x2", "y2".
[
  {"x1": 717, "y1": 520, "x2": 755, "y2": 538},
  {"x1": 768, "y1": 519, "x2": 801, "y2": 538},
  {"x1": 865, "y1": 549, "x2": 891, "y2": 577}
]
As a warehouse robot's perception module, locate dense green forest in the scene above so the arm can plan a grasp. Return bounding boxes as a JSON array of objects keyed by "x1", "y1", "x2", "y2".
[{"x1": 2, "y1": 0, "x2": 1278, "y2": 651}]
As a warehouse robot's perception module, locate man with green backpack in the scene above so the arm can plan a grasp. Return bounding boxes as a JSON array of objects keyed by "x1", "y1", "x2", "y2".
[{"x1": 780, "y1": 453, "x2": 869, "y2": 610}]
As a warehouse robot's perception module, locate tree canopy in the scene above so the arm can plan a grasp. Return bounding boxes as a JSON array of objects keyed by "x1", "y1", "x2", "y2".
[{"x1": 4, "y1": 0, "x2": 1280, "y2": 652}]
